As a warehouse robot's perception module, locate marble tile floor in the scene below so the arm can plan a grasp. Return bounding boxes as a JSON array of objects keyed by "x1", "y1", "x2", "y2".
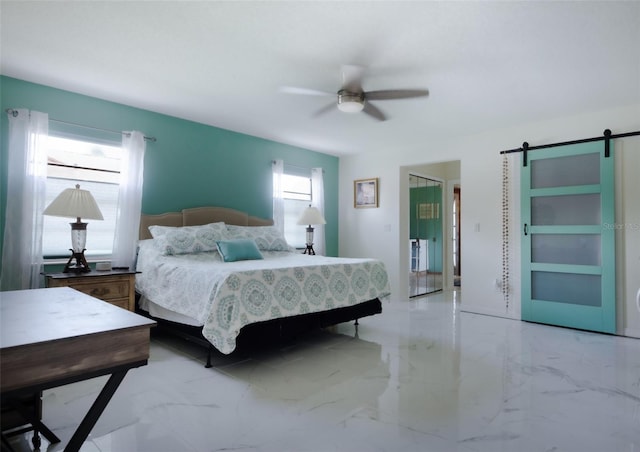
[
  {"x1": 409, "y1": 272, "x2": 444, "y2": 298},
  {"x1": 8, "y1": 290, "x2": 640, "y2": 452}
]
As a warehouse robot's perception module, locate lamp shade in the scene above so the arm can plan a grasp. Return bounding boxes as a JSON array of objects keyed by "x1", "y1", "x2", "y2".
[
  {"x1": 43, "y1": 184, "x2": 104, "y2": 220},
  {"x1": 296, "y1": 206, "x2": 326, "y2": 226}
]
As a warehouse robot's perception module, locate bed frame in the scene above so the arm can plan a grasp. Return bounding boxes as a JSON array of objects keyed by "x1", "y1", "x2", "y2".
[{"x1": 137, "y1": 206, "x2": 382, "y2": 366}]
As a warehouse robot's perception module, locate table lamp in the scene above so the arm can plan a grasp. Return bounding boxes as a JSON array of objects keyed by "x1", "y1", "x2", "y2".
[
  {"x1": 296, "y1": 205, "x2": 326, "y2": 255},
  {"x1": 43, "y1": 184, "x2": 104, "y2": 273}
]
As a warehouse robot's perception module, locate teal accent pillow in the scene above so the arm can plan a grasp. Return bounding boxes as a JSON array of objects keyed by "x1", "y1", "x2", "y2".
[{"x1": 216, "y1": 239, "x2": 264, "y2": 262}]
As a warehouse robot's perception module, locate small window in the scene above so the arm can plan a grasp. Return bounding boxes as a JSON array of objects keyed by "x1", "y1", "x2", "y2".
[
  {"x1": 282, "y1": 174, "x2": 311, "y2": 248},
  {"x1": 43, "y1": 135, "x2": 122, "y2": 259}
]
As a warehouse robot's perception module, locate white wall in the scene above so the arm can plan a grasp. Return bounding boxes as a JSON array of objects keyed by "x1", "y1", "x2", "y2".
[
  {"x1": 339, "y1": 103, "x2": 640, "y2": 337},
  {"x1": 616, "y1": 134, "x2": 640, "y2": 337}
]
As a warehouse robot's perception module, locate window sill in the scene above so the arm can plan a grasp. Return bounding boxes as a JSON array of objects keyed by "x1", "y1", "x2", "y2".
[{"x1": 44, "y1": 256, "x2": 112, "y2": 265}]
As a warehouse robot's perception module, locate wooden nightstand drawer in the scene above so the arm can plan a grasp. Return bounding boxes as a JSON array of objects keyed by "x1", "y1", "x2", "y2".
[
  {"x1": 44, "y1": 270, "x2": 138, "y2": 312},
  {"x1": 67, "y1": 279, "x2": 130, "y2": 301},
  {"x1": 107, "y1": 297, "x2": 131, "y2": 310}
]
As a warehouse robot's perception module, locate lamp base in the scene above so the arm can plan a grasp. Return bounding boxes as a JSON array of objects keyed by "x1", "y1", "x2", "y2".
[
  {"x1": 63, "y1": 249, "x2": 91, "y2": 273},
  {"x1": 302, "y1": 244, "x2": 316, "y2": 255}
]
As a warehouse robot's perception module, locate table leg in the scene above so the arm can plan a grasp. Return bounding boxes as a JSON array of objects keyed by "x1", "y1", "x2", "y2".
[
  {"x1": 1, "y1": 434, "x2": 15, "y2": 452},
  {"x1": 8, "y1": 397, "x2": 60, "y2": 445},
  {"x1": 64, "y1": 370, "x2": 128, "y2": 452}
]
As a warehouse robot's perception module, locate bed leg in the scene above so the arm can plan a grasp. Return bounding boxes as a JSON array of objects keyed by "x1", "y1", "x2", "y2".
[
  {"x1": 205, "y1": 344, "x2": 213, "y2": 368},
  {"x1": 354, "y1": 318, "x2": 359, "y2": 326}
]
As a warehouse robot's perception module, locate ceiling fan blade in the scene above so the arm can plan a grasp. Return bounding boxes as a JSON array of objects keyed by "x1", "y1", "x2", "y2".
[
  {"x1": 365, "y1": 89, "x2": 429, "y2": 101},
  {"x1": 341, "y1": 64, "x2": 365, "y2": 92},
  {"x1": 279, "y1": 86, "x2": 334, "y2": 96},
  {"x1": 362, "y1": 102, "x2": 386, "y2": 121},
  {"x1": 313, "y1": 102, "x2": 337, "y2": 117}
]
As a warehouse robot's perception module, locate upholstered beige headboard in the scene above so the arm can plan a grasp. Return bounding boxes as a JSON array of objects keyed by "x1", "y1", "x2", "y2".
[{"x1": 139, "y1": 206, "x2": 274, "y2": 240}]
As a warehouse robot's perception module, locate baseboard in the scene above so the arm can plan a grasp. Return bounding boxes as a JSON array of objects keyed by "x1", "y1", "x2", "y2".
[
  {"x1": 459, "y1": 305, "x2": 519, "y2": 320},
  {"x1": 462, "y1": 306, "x2": 640, "y2": 339}
]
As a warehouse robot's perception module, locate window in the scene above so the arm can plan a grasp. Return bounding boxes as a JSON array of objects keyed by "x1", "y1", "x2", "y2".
[
  {"x1": 43, "y1": 135, "x2": 122, "y2": 259},
  {"x1": 282, "y1": 173, "x2": 311, "y2": 248}
]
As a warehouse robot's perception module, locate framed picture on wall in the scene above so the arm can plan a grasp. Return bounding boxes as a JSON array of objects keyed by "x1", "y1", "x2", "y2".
[{"x1": 354, "y1": 178, "x2": 379, "y2": 208}]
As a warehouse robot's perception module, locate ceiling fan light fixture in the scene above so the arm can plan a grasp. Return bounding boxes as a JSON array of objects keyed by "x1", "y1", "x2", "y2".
[{"x1": 337, "y1": 90, "x2": 365, "y2": 113}]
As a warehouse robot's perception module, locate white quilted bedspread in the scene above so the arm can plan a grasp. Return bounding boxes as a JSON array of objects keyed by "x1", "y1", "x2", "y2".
[{"x1": 135, "y1": 240, "x2": 390, "y2": 354}]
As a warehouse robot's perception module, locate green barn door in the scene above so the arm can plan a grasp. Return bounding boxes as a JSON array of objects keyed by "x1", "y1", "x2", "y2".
[{"x1": 521, "y1": 141, "x2": 615, "y2": 333}]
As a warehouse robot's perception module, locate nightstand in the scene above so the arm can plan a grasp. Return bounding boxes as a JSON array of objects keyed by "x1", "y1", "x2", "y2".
[{"x1": 44, "y1": 270, "x2": 138, "y2": 311}]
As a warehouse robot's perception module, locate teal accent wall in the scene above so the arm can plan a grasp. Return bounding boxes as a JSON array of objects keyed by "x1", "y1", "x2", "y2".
[{"x1": 0, "y1": 76, "x2": 340, "y2": 261}]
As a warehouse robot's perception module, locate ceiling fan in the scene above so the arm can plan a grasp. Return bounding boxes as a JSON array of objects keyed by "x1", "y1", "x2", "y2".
[{"x1": 280, "y1": 65, "x2": 429, "y2": 121}]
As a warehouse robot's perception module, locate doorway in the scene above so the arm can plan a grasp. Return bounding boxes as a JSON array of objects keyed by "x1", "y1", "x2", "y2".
[{"x1": 409, "y1": 174, "x2": 444, "y2": 297}]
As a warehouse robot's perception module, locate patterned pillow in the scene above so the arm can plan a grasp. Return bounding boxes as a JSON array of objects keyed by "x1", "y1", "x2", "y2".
[
  {"x1": 225, "y1": 225, "x2": 291, "y2": 251},
  {"x1": 149, "y1": 222, "x2": 228, "y2": 255}
]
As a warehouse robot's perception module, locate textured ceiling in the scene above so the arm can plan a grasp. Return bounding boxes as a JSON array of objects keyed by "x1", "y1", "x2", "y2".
[{"x1": 1, "y1": 1, "x2": 639, "y2": 156}]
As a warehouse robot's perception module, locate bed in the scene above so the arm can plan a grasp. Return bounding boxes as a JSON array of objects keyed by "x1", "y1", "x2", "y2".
[{"x1": 135, "y1": 206, "x2": 390, "y2": 364}]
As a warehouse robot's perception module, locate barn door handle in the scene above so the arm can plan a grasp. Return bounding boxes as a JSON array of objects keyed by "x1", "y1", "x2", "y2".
[{"x1": 523, "y1": 224, "x2": 529, "y2": 236}]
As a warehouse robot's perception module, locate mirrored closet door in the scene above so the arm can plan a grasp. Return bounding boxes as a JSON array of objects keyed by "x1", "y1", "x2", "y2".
[{"x1": 409, "y1": 174, "x2": 443, "y2": 297}]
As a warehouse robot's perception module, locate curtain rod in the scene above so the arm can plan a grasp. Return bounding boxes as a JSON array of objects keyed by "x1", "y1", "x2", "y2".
[
  {"x1": 272, "y1": 160, "x2": 325, "y2": 173},
  {"x1": 5, "y1": 108, "x2": 156, "y2": 142}
]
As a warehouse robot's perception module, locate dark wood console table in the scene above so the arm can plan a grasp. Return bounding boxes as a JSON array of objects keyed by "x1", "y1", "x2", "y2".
[{"x1": 1, "y1": 287, "x2": 155, "y2": 452}]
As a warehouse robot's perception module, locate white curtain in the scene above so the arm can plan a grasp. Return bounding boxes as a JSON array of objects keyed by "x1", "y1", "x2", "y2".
[
  {"x1": 1, "y1": 109, "x2": 49, "y2": 290},
  {"x1": 311, "y1": 167, "x2": 325, "y2": 255},
  {"x1": 272, "y1": 159, "x2": 284, "y2": 234},
  {"x1": 111, "y1": 131, "x2": 146, "y2": 269}
]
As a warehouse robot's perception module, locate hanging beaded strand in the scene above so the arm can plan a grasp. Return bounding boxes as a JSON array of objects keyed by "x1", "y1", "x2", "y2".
[{"x1": 502, "y1": 153, "x2": 510, "y2": 309}]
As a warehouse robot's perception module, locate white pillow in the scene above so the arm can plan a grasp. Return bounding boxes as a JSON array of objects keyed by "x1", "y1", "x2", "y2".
[
  {"x1": 225, "y1": 225, "x2": 291, "y2": 251},
  {"x1": 149, "y1": 222, "x2": 228, "y2": 255}
]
